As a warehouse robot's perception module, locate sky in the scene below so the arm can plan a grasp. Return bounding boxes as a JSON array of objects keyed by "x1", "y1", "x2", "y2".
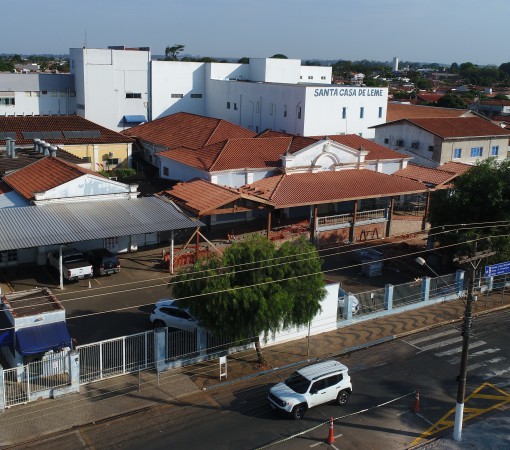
[{"x1": 2, "y1": 0, "x2": 509, "y2": 66}]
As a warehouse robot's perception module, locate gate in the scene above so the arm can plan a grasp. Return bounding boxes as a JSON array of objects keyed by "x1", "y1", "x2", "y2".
[
  {"x1": 77, "y1": 331, "x2": 155, "y2": 384},
  {"x1": 3, "y1": 352, "x2": 70, "y2": 408}
]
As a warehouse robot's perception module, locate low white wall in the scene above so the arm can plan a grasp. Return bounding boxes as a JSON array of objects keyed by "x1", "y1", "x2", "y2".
[{"x1": 262, "y1": 281, "x2": 338, "y2": 347}]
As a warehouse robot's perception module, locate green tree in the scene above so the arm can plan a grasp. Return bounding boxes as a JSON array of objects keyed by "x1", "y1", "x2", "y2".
[
  {"x1": 172, "y1": 236, "x2": 326, "y2": 363},
  {"x1": 237, "y1": 57, "x2": 249, "y2": 64},
  {"x1": 165, "y1": 44, "x2": 185, "y2": 61},
  {"x1": 428, "y1": 159, "x2": 510, "y2": 262},
  {"x1": 271, "y1": 54, "x2": 288, "y2": 59},
  {"x1": 436, "y1": 93, "x2": 467, "y2": 109}
]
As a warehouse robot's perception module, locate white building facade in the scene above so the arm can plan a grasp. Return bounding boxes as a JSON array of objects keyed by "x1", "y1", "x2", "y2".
[
  {"x1": 0, "y1": 73, "x2": 75, "y2": 116},
  {"x1": 70, "y1": 46, "x2": 151, "y2": 132}
]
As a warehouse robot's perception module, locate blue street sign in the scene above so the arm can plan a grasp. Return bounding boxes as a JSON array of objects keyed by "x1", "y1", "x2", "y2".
[{"x1": 484, "y1": 261, "x2": 510, "y2": 277}]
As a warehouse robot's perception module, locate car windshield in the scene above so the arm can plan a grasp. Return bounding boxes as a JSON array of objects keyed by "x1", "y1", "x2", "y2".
[{"x1": 284, "y1": 372, "x2": 311, "y2": 394}]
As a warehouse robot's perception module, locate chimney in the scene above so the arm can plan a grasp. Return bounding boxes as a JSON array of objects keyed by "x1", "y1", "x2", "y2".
[
  {"x1": 5, "y1": 138, "x2": 12, "y2": 157},
  {"x1": 43, "y1": 142, "x2": 51, "y2": 156},
  {"x1": 49, "y1": 146, "x2": 57, "y2": 157},
  {"x1": 33, "y1": 138, "x2": 41, "y2": 152},
  {"x1": 9, "y1": 139, "x2": 16, "y2": 158}
]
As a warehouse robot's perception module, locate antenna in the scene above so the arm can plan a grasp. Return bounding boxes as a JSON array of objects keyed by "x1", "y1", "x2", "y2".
[{"x1": 83, "y1": 30, "x2": 87, "y2": 49}]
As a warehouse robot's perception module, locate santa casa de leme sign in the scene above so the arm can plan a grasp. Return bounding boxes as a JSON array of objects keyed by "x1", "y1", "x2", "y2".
[{"x1": 313, "y1": 87, "x2": 385, "y2": 97}]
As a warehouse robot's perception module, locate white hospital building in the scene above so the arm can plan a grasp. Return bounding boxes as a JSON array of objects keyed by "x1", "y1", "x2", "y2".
[{"x1": 1, "y1": 46, "x2": 388, "y2": 138}]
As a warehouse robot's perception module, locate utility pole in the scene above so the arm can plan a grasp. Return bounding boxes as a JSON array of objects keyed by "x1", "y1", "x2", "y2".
[{"x1": 452, "y1": 250, "x2": 495, "y2": 442}]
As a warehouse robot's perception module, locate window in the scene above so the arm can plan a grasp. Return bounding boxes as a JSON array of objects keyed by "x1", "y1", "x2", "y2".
[
  {"x1": 226, "y1": 102, "x2": 231, "y2": 109},
  {"x1": 51, "y1": 91, "x2": 58, "y2": 97},
  {"x1": 470, "y1": 147, "x2": 483, "y2": 157},
  {"x1": 234, "y1": 103, "x2": 238, "y2": 110},
  {"x1": 396, "y1": 139, "x2": 404, "y2": 147},
  {"x1": 106, "y1": 158, "x2": 119, "y2": 166},
  {"x1": 0, "y1": 250, "x2": 17, "y2": 263},
  {"x1": 384, "y1": 138, "x2": 389, "y2": 144},
  {"x1": 428, "y1": 145, "x2": 434, "y2": 152},
  {"x1": 321, "y1": 76, "x2": 326, "y2": 80},
  {"x1": 33, "y1": 91, "x2": 40, "y2": 97},
  {"x1": 0, "y1": 98, "x2": 15, "y2": 105},
  {"x1": 41, "y1": 90, "x2": 47, "y2": 95},
  {"x1": 378, "y1": 107, "x2": 383, "y2": 118},
  {"x1": 171, "y1": 93, "x2": 183, "y2": 98},
  {"x1": 297, "y1": 106, "x2": 302, "y2": 119},
  {"x1": 342, "y1": 107, "x2": 346, "y2": 119},
  {"x1": 190, "y1": 93, "x2": 202, "y2": 98},
  {"x1": 453, "y1": 148, "x2": 462, "y2": 159},
  {"x1": 82, "y1": 156, "x2": 91, "y2": 163},
  {"x1": 359, "y1": 107, "x2": 364, "y2": 119},
  {"x1": 163, "y1": 167, "x2": 169, "y2": 176},
  {"x1": 25, "y1": 91, "x2": 32, "y2": 97},
  {"x1": 308, "y1": 75, "x2": 313, "y2": 80},
  {"x1": 126, "y1": 93, "x2": 142, "y2": 99},
  {"x1": 411, "y1": 141, "x2": 419, "y2": 149},
  {"x1": 270, "y1": 103, "x2": 274, "y2": 115},
  {"x1": 283, "y1": 105, "x2": 287, "y2": 117},
  {"x1": 491, "y1": 145, "x2": 499, "y2": 156}
]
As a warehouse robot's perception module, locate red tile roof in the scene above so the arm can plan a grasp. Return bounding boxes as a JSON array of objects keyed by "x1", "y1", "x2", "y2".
[
  {"x1": 240, "y1": 170, "x2": 427, "y2": 208},
  {"x1": 417, "y1": 93, "x2": 444, "y2": 103},
  {"x1": 0, "y1": 115, "x2": 133, "y2": 146},
  {"x1": 386, "y1": 102, "x2": 473, "y2": 122},
  {"x1": 403, "y1": 117, "x2": 510, "y2": 138},
  {"x1": 122, "y1": 112, "x2": 255, "y2": 149},
  {"x1": 324, "y1": 135, "x2": 409, "y2": 161},
  {"x1": 256, "y1": 130, "x2": 319, "y2": 153},
  {"x1": 160, "y1": 137, "x2": 291, "y2": 171},
  {"x1": 393, "y1": 163, "x2": 458, "y2": 186},
  {"x1": 159, "y1": 179, "x2": 240, "y2": 215},
  {"x1": 3, "y1": 156, "x2": 101, "y2": 200}
]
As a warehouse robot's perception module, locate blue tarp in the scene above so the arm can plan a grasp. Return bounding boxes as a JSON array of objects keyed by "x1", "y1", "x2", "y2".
[
  {"x1": 16, "y1": 322, "x2": 72, "y2": 355},
  {"x1": 123, "y1": 115, "x2": 147, "y2": 123}
]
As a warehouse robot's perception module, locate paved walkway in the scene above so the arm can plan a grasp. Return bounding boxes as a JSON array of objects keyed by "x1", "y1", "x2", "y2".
[{"x1": 0, "y1": 293, "x2": 508, "y2": 448}]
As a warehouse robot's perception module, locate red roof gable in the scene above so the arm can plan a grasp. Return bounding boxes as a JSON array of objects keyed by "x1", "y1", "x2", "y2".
[
  {"x1": 386, "y1": 102, "x2": 472, "y2": 122},
  {"x1": 240, "y1": 170, "x2": 427, "y2": 208},
  {"x1": 3, "y1": 156, "x2": 101, "y2": 200},
  {"x1": 122, "y1": 112, "x2": 255, "y2": 150},
  {"x1": 0, "y1": 115, "x2": 133, "y2": 146},
  {"x1": 404, "y1": 117, "x2": 510, "y2": 138},
  {"x1": 324, "y1": 134, "x2": 409, "y2": 161}
]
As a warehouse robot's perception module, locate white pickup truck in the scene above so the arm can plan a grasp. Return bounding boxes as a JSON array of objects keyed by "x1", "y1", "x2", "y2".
[{"x1": 47, "y1": 247, "x2": 93, "y2": 282}]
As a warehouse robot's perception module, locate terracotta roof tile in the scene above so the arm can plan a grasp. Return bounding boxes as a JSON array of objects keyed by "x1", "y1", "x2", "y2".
[
  {"x1": 122, "y1": 112, "x2": 255, "y2": 149},
  {"x1": 3, "y1": 156, "x2": 101, "y2": 200},
  {"x1": 393, "y1": 163, "x2": 458, "y2": 186},
  {"x1": 160, "y1": 178, "x2": 240, "y2": 215},
  {"x1": 439, "y1": 161, "x2": 472, "y2": 175},
  {"x1": 240, "y1": 170, "x2": 427, "y2": 208},
  {"x1": 404, "y1": 117, "x2": 510, "y2": 138},
  {"x1": 160, "y1": 137, "x2": 291, "y2": 172},
  {"x1": 386, "y1": 102, "x2": 472, "y2": 122},
  {"x1": 0, "y1": 115, "x2": 133, "y2": 146},
  {"x1": 322, "y1": 134, "x2": 409, "y2": 161}
]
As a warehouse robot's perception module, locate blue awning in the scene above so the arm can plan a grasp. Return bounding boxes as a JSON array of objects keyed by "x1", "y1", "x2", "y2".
[
  {"x1": 123, "y1": 115, "x2": 147, "y2": 124},
  {"x1": 16, "y1": 322, "x2": 72, "y2": 355}
]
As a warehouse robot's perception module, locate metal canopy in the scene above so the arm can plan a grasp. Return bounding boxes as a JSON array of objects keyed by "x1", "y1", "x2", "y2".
[{"x1": 0, "y1": 197, "x2": 203, "y2": 251}]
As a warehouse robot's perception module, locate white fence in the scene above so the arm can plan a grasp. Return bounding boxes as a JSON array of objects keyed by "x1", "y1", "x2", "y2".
[
  {"x1": 77, "y1": 331, "x2": 155, "y2": 384},
  {"x1": 3, "y1": 351, "x2": 71, "y2": 408}
]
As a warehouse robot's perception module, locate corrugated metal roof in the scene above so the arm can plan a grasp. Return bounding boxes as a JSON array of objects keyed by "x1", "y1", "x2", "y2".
[{"x1": 0, "y1": 197, "x2": 202, "y2": 251}]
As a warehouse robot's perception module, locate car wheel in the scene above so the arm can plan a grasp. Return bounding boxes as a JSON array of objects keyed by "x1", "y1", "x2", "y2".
[
  {"x1": 291, "y1": 404, "x2": 307, "y2": 420},
  {"x1": 153, "y1": 320, "x2": 166, "y2": 328},
  {"x1": 336, "y1": 389, "x2": 350, "y2": 405}
]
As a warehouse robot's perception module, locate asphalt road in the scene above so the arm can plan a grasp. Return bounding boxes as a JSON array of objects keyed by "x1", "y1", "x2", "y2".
[{"x1": 14, "y1": 309, "x2": 509, "y2": 450}]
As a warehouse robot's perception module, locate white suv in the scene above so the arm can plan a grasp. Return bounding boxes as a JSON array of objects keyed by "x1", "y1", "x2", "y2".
[
  {"x1": 150, "y1": 299, "x2": 199, "y2": 332},
  {"x1": 269, "y1": 360, "x2": 352, "y2": 419}
]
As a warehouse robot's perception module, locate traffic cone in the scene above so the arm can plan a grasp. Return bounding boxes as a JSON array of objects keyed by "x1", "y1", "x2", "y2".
[
  {"x1": 326, "y1": 417, "x2": 335, "y2": 444},
  {"x1": 413, "y1": 389, "x2": 420, "y2": 413}
]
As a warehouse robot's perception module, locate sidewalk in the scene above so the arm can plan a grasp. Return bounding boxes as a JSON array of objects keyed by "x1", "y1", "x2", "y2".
[{"x1": 0, "y1": 295, "x2": 509, "y2": 448}]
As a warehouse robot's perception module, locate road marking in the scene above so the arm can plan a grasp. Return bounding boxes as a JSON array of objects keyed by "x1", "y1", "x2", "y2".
[
  {"x1": 418, "y1": 336, "x2": 464, "y2": 352},
  {"x1": 409, "y1": 382, "x2": 510, "y2": 447},
  {"x1": 484, "y1": 367, "x2": 510, "y2": 380},
  {"x1": 470, "y1": 347, "x2": 500, "y2": 357},
  {"x1": 435, "y1": 340, "x2": 485, "y2": 357},
  {"x1": 405, "y1": 328, "x2": 458, "y2": 345},
  {"x1": 467, "y1": 362, "x2": 483, "y2": 371}
]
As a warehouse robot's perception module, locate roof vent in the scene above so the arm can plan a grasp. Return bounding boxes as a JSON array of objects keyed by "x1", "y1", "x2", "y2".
[
  {"x1": 43, "y1": 142, "x2": 51, "y2": 156},
  {"x1": 49, "y1": 146, "x2": 58, "y2": 157}
]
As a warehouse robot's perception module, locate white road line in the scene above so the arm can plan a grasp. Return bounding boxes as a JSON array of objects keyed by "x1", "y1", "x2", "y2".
[
  {"x1": 405, "y1": 328, "x2": 458, "y2": 345},
  {"x1": 467, "y1": 362, "x2": 483, "y2": 371},
  {"x1": 435, "y1": 340, "x2": 485, "y2": 357},
  {"x1": 484, "y1": 367, "x2": 510, "y2": 380},
  {"x1": 418, "y1": 336, "x2": 464, "y2": 352},
  {"x1": 469, "y1": 347, "x2": 500, "y2": 357}
]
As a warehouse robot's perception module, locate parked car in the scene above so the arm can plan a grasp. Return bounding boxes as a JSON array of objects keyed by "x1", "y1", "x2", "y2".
[
  {"x1": 47, "y1": 246, "x2": 93, "y2": 282},
  {"x1": 85, "y1": 248, "x2": 120, "y2": 276},
  {"x1": 338, "y1": 287, "x2": 360, "y2": 315},
  {"x1": 150, "y1": 299, "x2": 199, "y2": 332},
  {"x1": 268, "y1": 360, "x2": 352, "y2": 419}
]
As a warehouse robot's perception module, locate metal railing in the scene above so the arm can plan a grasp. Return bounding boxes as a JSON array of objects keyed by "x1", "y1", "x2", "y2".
[
  {"x1": 356, "y1": 208, "x2": 386, "y2": 222},
  {"x1": 317, "y1": 213, "x2": 351, "y2": 228}
]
